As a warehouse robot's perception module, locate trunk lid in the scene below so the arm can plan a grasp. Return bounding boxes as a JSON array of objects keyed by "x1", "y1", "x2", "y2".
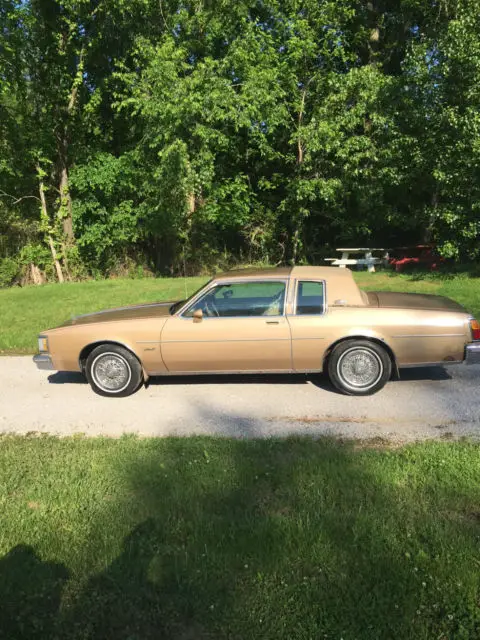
[{"x1": 366, "y1": 291, "x2": 467, "y2": 313}]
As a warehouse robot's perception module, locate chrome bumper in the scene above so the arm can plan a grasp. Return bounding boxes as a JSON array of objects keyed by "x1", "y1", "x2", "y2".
[
  {"x1": 465, "y1": 343, "x2": 480, "y2": 365},
  {"x1": 33, "y1": 354, "x2": 54, "y2": 370}
]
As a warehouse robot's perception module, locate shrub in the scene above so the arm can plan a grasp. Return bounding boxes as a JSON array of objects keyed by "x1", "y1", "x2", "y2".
[{"x1": 0, "y1": 257, "x2": 19, "y2": 288}]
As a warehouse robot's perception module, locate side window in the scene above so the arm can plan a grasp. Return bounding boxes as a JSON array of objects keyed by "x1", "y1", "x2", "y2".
[
  {"x1": 184, "y1": 281, "x2": 286, "y2": 317},
  {"x1": 295, "y1": 281, "x2": 325, "y2": 315}
]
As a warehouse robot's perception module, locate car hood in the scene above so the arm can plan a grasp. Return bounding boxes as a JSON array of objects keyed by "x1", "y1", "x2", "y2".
[
  {"x1": 367, "y1": 291, "x2": 467, "y2": 313},
  {"x1": 62, "y1": 301, "x2": 178, "y2": 327}
]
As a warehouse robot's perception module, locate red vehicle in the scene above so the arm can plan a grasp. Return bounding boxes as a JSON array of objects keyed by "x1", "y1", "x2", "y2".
[{"x1": 388, "y1": 245, "x2": 445, "y2": 273}]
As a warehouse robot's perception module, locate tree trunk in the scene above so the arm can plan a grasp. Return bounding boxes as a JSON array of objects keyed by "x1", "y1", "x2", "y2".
[
  {"x1": 292, "y1": 228, "x2": 300, "y2": 265},
  {"x1": 367, "y1": 1, "x2": 381, "y2": 65},
  {"x1": 48, "y1": 236, "x2": 65, "y2": 283},
  {"x1": 187, "y1": 191, "x2": 195, "y2": 216},
  {"x1": 38, "y1": 166, "x2": 64, "y2": 283},
  {"x1": 291, "y1": 88, "x2": 307, "y2": 264},
  {"x1": 297, "y1": 88, "x2": 306, "y2": 165},
  {"x1": 59, "y1": 147, "x2": 74, "y2": 241},
  {"x1": 424, "y1": 188, "x2": 439, "y2": 243},
  {"x1": 56, "y1": 43, "x2": 85, "y2": 244},
  {"x1": 30, "y1": 263, "x2": 44, "y2": 285}
]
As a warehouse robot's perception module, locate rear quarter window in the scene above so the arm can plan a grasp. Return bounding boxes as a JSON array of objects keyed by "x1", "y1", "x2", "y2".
[{"x1": 295, "y1": 281, "x2": 325, "y2": 315}]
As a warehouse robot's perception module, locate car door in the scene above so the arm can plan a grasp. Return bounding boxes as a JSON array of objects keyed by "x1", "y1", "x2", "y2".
[
  {"x1": 287, "y1": 279, "x2": 329, "y2": 371},
  {"x1": 160, "y1": 279, "x2": 292, "y2": 372}
]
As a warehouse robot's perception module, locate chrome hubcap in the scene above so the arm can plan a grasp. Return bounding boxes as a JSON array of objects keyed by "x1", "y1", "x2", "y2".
[
  {"x1": 92, "y1": 353, "x2": 131, "y2": 392},
  {"x1": 337, "y1": 347, "x2": 383, "y2": 391}
]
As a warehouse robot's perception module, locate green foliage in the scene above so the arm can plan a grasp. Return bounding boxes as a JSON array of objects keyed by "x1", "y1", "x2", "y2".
[
  {"x1": 0, "y1": 257, "x2": 18, "y2": 288},
  {"x1": 71, "y1": 153, "x2": 141, "y2": 272},
  {"x1": 1, "y1": 0, "x2": 480, "y2": 278}
]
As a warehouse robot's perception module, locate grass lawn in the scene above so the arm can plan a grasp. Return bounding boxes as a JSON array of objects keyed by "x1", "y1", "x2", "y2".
[
  {"x1": 0, "y1": 435, "x2": 479, "y2": 639},
  {"x1": 0, "y1": 276, "x2": 207, "y2": 354},
  {"x1": 1, "y1": 271, "x2": 480, "y2": 354}
]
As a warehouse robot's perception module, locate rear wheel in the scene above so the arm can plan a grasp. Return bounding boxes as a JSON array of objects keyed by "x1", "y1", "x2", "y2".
[
  {"x1": 327, "y1": 339, "x2": 391, "y2": 396},
  {"x1": 85, "y1": 344, "x2": 143, "y2": 397}
]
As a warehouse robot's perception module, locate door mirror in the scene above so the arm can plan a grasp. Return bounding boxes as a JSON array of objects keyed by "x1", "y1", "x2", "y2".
[{"x1": 192, "y1": 308, "x2": 203, "y2": 323}]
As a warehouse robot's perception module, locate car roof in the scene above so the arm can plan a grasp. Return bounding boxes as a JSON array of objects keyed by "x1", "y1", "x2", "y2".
[
  {"x1": 214, "y1": 266, "x2": 293, "y2": 280},
  {"x1": 214, "y1": 265, "x2": 354, "y2": 282}
]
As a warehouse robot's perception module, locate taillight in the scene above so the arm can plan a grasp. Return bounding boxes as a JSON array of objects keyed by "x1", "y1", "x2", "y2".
[{"x1": 470, "y1": 319, "x2": 480, "y2": 341}]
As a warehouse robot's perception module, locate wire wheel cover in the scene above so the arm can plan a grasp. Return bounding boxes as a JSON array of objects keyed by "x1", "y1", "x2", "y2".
[
  {"x1": 337, "y1": 347, "x2": 383, "y2": 390},
  {"x1": 92, "y1": 352, "x2": 132, "y2": 392}
]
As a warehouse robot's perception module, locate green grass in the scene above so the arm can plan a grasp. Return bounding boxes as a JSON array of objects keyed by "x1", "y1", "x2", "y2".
[
  {"x1": 0, "y1": 435, "x2": 479, "y2": 639},
  {"x1": 354, "y1": 271, "x2": 480, "y2": 320},
  {"x1": 1, "y1": 271, "x2": 480, "y2": 354},
  {"x1": 0, "y1": 277, "x2": 207, "y2": 354}
]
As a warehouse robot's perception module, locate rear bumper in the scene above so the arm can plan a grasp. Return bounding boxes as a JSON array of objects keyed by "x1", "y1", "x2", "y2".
[
  {"x1": 33, "y1": 354, "x2": 54, "y2": 370},
  {"x1": 465, "y1": 343, "x2": 480, "y2": 365}
]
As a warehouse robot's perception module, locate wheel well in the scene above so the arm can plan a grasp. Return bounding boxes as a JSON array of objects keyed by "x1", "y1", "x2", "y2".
[
  {"x1": 79, "y1": 341, "x2": 139, "y2": 373},
  {"x1": 323, "y1": 336, "x2": 399, "y2": 379}
]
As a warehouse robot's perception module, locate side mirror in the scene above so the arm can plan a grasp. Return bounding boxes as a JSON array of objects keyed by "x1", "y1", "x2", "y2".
[{"x1": 192, "y1": 308, "x2": 203, "y2": 323}]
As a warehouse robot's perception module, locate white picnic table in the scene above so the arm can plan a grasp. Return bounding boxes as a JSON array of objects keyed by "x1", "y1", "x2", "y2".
[{"x1": 325, "y1": 247, "x2": 388, "y2": 273}]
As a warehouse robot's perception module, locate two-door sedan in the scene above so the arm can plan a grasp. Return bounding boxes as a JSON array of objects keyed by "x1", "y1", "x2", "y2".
[{"x1": 34, "y1": 266, "x2": 480, "y2": 397}]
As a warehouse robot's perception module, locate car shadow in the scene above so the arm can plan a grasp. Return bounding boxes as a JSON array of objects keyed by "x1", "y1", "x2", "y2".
[
  {"x1": 48, "y1": 371, "x2": 86, "y2": 385},
  {"x1": 147, "y1": 372, "x2": 343, "y2": 393},
  {"x1": 47, "y1": 368, "x2": 452, "y2": 391},
  {"x1": 397, "y1": 365, "x2": 452, "y2": 382},
  {"x1": 149, "y1": 372, "x2": 307, "y2": 386}
]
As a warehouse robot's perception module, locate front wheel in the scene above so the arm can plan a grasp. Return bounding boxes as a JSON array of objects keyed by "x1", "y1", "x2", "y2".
[
  {"x1": 85, "y1": 344, "x2": 144, "y2": 397},
  {"x1": 327, "y1": 340, "x2": 391, "y2": 396}
]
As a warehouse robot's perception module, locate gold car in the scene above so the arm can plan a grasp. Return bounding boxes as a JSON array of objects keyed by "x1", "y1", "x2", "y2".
[{"x1": 33, "y1": 266, "x2": 480, "y2": 397}]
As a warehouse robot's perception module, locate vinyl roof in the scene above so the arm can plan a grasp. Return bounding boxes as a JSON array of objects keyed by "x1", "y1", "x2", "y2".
[
  {"x1": 215, "y1": 266, "x2": 292, "y2": 279},
  {"x1": 215, "y1": 265, "x2": 355, "y2": 281},
  {"x1": 213, "y1": 266, "x2": 364, "y2": 306}
]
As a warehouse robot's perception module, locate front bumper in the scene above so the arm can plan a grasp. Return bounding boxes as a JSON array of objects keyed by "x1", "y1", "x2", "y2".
[
  {"x1": 33, "y1": 354, "x2": 54, "y2": 370},
  {"x1": 465, "y1": 343, "x2": 480, "y2": 365}
]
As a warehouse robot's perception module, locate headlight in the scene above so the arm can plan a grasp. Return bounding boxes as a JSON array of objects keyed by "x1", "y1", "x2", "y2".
[{"x1": 38, "y1": 336, "x2": 49, "y2": 353}]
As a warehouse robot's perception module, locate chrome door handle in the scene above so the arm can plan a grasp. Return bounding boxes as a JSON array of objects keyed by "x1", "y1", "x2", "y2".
[{"x1": 266, "y1": 320, "x2": 280, "y2": 325}]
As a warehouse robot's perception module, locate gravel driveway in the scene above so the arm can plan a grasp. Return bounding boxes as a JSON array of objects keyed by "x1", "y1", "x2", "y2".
[{"x1": 0, "y1": 356, "x2": 479, "y2": 441}]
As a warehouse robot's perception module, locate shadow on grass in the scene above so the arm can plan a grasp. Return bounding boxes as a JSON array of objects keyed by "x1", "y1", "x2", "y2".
[
  {"x1": 1, "y1": 426, "x2": 479, "y2": 639},
  {"x1": 0, "y1": 546, "x2": 69, "y2": 640}
]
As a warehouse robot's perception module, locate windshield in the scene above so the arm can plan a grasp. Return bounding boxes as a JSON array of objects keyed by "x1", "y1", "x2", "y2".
[{"x1": 169, "y1": 279, "x2": 212, "y2": 315}]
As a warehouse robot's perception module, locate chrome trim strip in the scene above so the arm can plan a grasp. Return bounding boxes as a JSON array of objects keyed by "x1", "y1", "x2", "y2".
[
  {"x1": 178, "y1": 315, "x2": 289, "y2": 321},
  {"x1": 148, "y1": 368, "x2": 300, "y2": 376},
  {"x1": 399, "y1": 361, "x2": 462, "y2": 368},
  {"x1": 162, "y1": 338, "x2": 291, "y2": 344},
  {"x1": 393, "y1": 334, "x2": 464, "y2": 338}
]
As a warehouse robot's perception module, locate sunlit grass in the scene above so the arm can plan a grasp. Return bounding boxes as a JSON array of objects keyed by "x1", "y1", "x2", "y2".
[
  {"x1": 1, "y1": 270, "x2": 479, "y2": 354},
  {"x1": 354, "y1": 271, "x2": 480, "y2": 319},
  {"x1": 0, "y1": 277, "x2": 207, "y2": 353},
  {"x1": 0, "y1": 435, "x2": 479, "y2": 639}
]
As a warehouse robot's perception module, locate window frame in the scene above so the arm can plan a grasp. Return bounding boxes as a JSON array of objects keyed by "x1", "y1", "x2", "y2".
[
  {"x1": 179, "y1": 278, "x2": 290, "y2": 319},
  {"x1": 293, "y1": 279, "x2": 327, "y2": 316}
]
